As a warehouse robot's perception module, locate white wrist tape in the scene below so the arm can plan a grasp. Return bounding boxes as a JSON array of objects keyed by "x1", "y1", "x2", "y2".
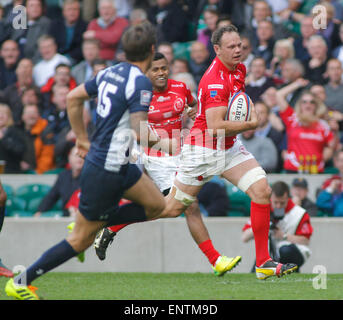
[{"x1": 174, "y1": 186, "x2": 196, "y2": 206}]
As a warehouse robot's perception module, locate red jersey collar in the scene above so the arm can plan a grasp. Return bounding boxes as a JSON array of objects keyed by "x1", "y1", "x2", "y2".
[{"x1": 214, "y1": 56, "x2": 239, "y2": 73}]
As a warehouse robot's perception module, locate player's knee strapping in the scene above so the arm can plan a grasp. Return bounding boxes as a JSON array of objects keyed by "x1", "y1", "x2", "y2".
[
  {"x1": 174, "y1": 186, "x2": 196, "y2": 206},
  {"x1": 237, "y1": 167, "x2": 266, "y2": 193}
]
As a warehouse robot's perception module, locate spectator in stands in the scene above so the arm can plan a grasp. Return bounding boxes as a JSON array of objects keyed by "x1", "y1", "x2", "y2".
[
  {"x1": 0, "y1": 103, "x2": 26, "y2": 173},
  {"x1": 18, "y1": 103, "x2": 55, "y2": 174},
  {"x1": 33, "y1": 35, "x2": 71, "y2": 88},
  {"x1": 171, "y1": 72, "x2": 197, "y2": 98},
  {"x1": 251, "y1": 19, "x2": 275, "y2": 68},
  {"x1": 197, "y1": 7, "x2": 219, "y2": 61},
  {"x1": 241, "y1": 36, "x2": 255, "y2": 73},
  {"x1": 310, "y1": 82, "x2": 343, "y2": 154},
  {"x1": 21, "y1": 85, "x2": 43, "y2": 114},
  {"x1": 268, "y1": 38, "x2": 295, "y2": 79},
  {"x1": 193, "y1": 0, "x2": 231, "y2": 33},
  {"x1": 317, "y1": 149, "x2": 343, "y2": 216},
  {"x1": 10, "y1": 0, "x2": 51, "y2": 63},
  {"x1": 254, "y1": 100, "x2": 285, "y2": 172},
  {"x1": 148, "y1": 0, "x2": 189, "y2": 44},
  {"x1": 242, "y1": 181, "x2": 313, "y2": 271},
  {"x1": 324, "y1": 58, "x2": 343, "y2": 112},
  {"x1": 304, "y1": 35, "x2": 330, "y2": 85},
  {"x1": 114, "y1": 8, "x2": 149, "y2": 63},
  {"x1": 40, "y1": 63, "x2": 77, "y2": 108},
  {"x1": 276, "y1": 78, "x2": 336, "y2": 173},
  {"x1": 49, "y1": 0, "x2": 88, "y2": 65},
  {"x1": 71, "y1": 39, "x2": 100, "y2": 85},
  {"x1": 34, "y1": 146, "x2": 83, "y2": 217},
  {"x1": 332, "y1": 23, "x2": 343, "y2": 68},
  {"x1": 0, "y1": 4, "x2": 11, "y2": 45},
  {"x1": 293, "y1": 16, "x2": 316, "y2": 64},
  {"x1": 279, "y1": 58, "x2": 307, "y2": 106},
  {"x1": 245, "y1": 57, "x2": 275, "y2": 102},
  {"x1": 83, "y1": 0, "x2": 129, "y2": 61},
  {"x1": 310, "y1": 84, "x2": 327, "y2": 104},
  {"x1": 0, "y1": 40, "x2": 20, "y2": 90},
  {"x1": 239, "y1": 129, "x2": 278, "y2": 173},
  {"x1": 170, "y1": 58, "x2": 190, "y2": 76},
  {"x1": 244, "y1": 0, "x2": 292, "y2": 42},
  {"x1": 197, "y1": 180, "x2": 230, "y2": 217},
  {"x1": 291, "y1": 177, "x2": 318, "y2": 217},
  {"x1": 0, "y1": 58, "x2": 34, "y2": 124},
  {"x1": 157, "y1": 41, "x2": 174, "y2": 66},
  {"x1": 42, "y1": 85, "x2": 70, "y2": 141},
  {"x1": 215, "y1": 14, "x2": 232, "y2": 30},
  {"x1": 261, "y1": 86, "x2": 282, "y2": 115},
  {"x1": 188, "y1": 41, "x2": 211, "y2": 85}
]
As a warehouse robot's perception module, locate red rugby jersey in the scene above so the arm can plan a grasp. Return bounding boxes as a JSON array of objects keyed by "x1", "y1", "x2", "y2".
[
  {"x1": 280, "y1": 106, "x2": 334, "y2": 173},
  {"x1": 145, "y1": 79, "x2": 194, "y2": 156},
  {"x1": 184, "y1": 57, "x2": 246, "y2": 150}
]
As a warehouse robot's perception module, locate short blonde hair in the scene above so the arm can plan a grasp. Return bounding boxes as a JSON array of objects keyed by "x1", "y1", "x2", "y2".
[
  {"x1": 0, "y1": 103, "x2": 14, "y2": 128},
  {"x1": 273, "y1": 39, "x2": 294, "y2": 59}
]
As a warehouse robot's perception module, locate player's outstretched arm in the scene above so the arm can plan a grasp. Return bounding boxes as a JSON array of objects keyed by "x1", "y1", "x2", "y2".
[
  {"x1": 130, "y1": 111, "x2": 177, "y2": 154},
  {"x1": 206, "y1": 104, "x2": 258, "y2": 137}
]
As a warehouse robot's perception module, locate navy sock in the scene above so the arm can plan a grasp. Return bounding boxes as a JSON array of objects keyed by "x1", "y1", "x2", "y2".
[
  {"x1": 0, "y1": 206, "x2": 4, "y2": 233},
  {"x1": 15, "y1": 239, "x2": 77, "y2": 286},
  {"x1": 106, "y1": 203, "x2": 147, "y2": 227}
]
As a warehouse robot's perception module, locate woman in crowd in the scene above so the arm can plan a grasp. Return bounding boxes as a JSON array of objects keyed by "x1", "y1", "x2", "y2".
[{"x1": 276, "y1": 78, "x2": 336, "y2": 173}]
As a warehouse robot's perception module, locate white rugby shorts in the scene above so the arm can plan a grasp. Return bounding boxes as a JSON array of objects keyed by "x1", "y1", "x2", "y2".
[
  {"x1": 142, "y1": 153, "x2": 180, "y2": 192},
  {"x1": 176, "y1": 138, "x2": 254, "y2": 186}
]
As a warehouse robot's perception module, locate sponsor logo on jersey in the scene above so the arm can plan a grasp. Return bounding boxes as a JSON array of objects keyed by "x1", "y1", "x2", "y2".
[
  {"x1": 210, "y1": 90, "x2": 218, "y2": 97},
  {"x1": 157, "y1": 96, "x2": 171, "y2": 102},
  {"x1": 140, "y1": 90, "x2": 152, "y2": 106},
  {"x1": 173, "y1": 97, "x2": 184, "y2": 112},
  {"x1": 208, "y1": 84, "x2": 224, "y2": 89}
]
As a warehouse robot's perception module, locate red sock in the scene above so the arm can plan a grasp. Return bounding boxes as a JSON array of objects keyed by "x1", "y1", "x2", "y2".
[
  {"x1": 250, "y1": 201, "x2": 271, "y2": 267},
  {"x1": 108, "y1": 223, "x2": 130, "y2": 233},
  {"x1": 198, "y1": 239, "x2": 221, "y2": 266}
]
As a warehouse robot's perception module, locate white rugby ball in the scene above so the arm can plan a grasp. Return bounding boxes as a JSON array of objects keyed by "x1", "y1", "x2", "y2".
[{"x1": 227, "y1": 91, "x2": 251, "y2": 121}]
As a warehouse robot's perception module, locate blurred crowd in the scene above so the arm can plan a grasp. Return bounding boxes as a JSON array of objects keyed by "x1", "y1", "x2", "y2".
[{"x1": 1, "y1": 0, "x2": 343, "y2": 217}]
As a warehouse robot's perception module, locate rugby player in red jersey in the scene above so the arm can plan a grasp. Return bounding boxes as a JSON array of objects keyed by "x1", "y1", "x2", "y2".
[
  {"x1": 158, "y1": 25, "x2": 298, "y2": 279},
  {"x1": 95, "y1": 52, "x2": 241, "y2": 276}
]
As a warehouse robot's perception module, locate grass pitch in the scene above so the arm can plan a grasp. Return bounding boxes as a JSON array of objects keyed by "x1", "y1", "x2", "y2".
[{"x1": 0, "y1": 272, "x2": 342, "y2": 300}]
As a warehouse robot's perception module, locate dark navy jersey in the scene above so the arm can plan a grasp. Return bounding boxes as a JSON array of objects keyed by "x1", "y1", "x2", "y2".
[{"x1": 84, "y1": 62, "x2": 152, "y2": 172}]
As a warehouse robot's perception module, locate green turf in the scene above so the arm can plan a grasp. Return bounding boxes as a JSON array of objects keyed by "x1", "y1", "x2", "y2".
[{"x1": 0, "y1": 273, "x2": 342, "y2": 300}]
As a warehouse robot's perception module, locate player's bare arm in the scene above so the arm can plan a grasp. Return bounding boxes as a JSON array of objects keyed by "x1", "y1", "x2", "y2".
[
  {"x1": 186, "y1": 100, "x2": 197, "y2": 120},
  {"x1": 130, "y1": 111, "x2": 176, "y2": 154},
  {"x1": 67, "y1": 84, "x2": 91, "y2": 158},
  {"x1": 206, "y1": 103, "x2": 258, "y2": 137}
]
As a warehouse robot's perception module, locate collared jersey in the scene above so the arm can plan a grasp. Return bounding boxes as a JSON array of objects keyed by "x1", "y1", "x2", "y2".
[
  {"x1": 185, "y1": 57, "x2": 246, "y2": 150},
  {"x1": 84, "y1": 62, "x2": 152, "y2": 172},
  {"x1": 145, "y1": 79, "x2": 194, "y2": 156}
]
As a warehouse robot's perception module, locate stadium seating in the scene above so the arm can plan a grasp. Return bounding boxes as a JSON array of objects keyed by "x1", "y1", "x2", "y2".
[
  {"x1": 172, "y1": 41, "x2": 193, "y2": 61},
  {"x1": 5, "y1": 197, "x2": 27, "y2": 216},
  {"x1": 3, "y1": 184, "x2": 14, "y2": 198},
  {"x1": 226, "y1": 184, "x2": 251, "y2": 217},
  {"x1": 4, "y1": 183, "x2": 63, "y2": 217},
  {"x1": 15, "y1": 183, "x2": 51, "y2": 203}
]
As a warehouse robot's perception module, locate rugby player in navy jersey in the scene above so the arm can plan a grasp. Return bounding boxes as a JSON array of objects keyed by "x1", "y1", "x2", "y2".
[{"x1": 5, "y1": 22, "x2": 173, "y2": 300}]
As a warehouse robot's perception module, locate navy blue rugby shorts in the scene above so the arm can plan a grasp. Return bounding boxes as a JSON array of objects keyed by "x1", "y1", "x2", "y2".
[{"x1": 78, "y1": 159, "x2": 142, "y2": 222}]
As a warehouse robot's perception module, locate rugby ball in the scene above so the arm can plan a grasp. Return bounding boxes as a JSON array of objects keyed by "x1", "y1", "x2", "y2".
[{"x1": 227, "y1": 91, "x2": 251, "y2": 121}]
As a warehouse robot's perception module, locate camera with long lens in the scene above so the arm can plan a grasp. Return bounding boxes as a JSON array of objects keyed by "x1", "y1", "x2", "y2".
[{"x1": 270, "y1": 207, "x2": 285, "y2": 229}]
